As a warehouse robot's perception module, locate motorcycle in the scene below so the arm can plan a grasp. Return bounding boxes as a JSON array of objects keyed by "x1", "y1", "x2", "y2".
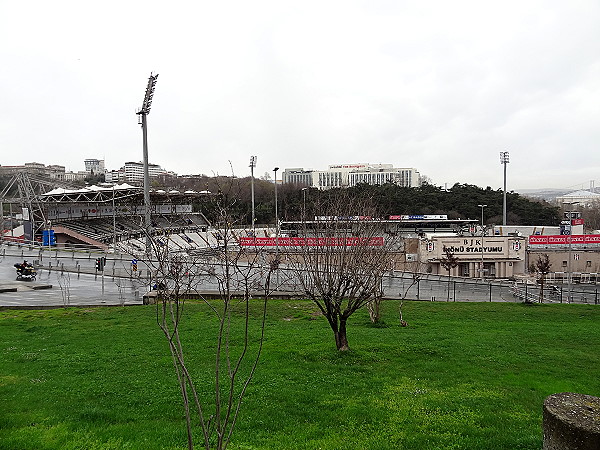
[{"x1": 14, "y1": 263, "x2": 37, "y2": 281}]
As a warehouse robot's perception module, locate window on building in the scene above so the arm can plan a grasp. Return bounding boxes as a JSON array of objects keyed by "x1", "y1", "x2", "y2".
[
  {"x1": 460, "y1": 263, "x2": 470, "y2": 277},
  {"x1": 562, "y1": 261, "x2": 567, "y2": 267}
]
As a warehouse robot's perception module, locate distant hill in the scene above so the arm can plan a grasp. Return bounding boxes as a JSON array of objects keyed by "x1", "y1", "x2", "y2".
[{"x1": 516, "y1": 189, "x2": 570, "y2": 202}]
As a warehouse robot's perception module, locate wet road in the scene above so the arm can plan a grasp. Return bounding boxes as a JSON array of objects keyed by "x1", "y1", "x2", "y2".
[{"x1": 0, "y1": 245, "x2": 145, "y2": 307}]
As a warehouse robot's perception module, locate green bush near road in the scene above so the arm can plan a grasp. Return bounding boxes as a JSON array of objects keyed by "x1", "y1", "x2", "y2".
[{"x1": 0, "y1": 301, "x2": 598, "y2": 449}]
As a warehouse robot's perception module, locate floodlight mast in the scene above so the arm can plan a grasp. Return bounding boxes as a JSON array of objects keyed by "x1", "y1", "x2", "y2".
[{"x1": 136, "y1": 72, "x2": 159, "y2": 257}]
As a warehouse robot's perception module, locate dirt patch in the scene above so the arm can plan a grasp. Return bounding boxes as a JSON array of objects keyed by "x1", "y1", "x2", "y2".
[{"x1": 310, "y1": 310, "x2": 323, "y2": 320}]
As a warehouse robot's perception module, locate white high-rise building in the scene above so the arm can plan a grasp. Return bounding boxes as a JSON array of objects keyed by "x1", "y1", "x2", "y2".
[
  {"x1": 104, "y1": 162, "x2": 168, "y2": 185},
  {"x1": 282, "y1": 163, "x2": 421, "y2": 190},
  {"x1": 282, "y1": 168, "x2": 315, "y2": 186},
  {"x1": 123, "y1": 161, "x2": 165, "y2": 185}
]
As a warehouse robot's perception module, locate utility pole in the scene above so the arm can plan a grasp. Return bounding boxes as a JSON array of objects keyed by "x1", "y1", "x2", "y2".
[
  {"x1": 136, "y1": 73, "x2": 159, "y2": 257},
  {"x1": 500, "y1": 151, "x2": 509, "y2": 226}
]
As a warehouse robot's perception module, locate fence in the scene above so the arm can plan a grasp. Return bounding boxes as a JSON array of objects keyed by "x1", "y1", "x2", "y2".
[
  {"x1": 2, "y1": 241, "x2": 599, "y2": 305},
  {"x1": 386, "y1": 271, "x2": 600, "y2": 304},
  {"x1": 0, "y1": 241, "x2": 152, "y2": 280}
]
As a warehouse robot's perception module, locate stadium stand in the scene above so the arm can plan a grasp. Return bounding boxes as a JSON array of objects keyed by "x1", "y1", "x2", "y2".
[{"x1": 33, "y1": 184, "x2": 211, "y2": 254}]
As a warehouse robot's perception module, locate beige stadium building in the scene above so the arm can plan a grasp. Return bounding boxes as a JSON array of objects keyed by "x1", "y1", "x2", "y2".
[{"x1": 419, "y1": 234, "x2": 527, "y2": 279}]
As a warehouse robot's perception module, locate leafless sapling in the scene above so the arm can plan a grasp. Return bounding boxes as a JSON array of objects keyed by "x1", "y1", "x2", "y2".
[
  {"x1": 533, "y1": 253, "x2": 552, "y2": 303},
  {"x1": 131, "y1": 177, "x2": 276, "y2": 450},
  {"x1": 439, "y1": 246, "x2": 459, "y2": 302}
]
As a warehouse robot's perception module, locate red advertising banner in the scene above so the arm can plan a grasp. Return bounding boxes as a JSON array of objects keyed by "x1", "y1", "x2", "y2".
[
  {"x1": 239, "y1": 237, "x2": 385, "y2": 247},
  {"x1": 528, "y1": 234, "x2": 600, "y2": 245},
  {"x1": 571, "y1": 218, "x2": 585, "y2": 226}
]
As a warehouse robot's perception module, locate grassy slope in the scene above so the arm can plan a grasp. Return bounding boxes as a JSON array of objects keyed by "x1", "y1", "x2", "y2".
[{"x1": 0, "y1": 301, "x2": 598, "y2": 449}]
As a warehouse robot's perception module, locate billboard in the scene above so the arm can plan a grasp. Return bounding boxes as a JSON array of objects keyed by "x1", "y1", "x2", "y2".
[
  {"x1": 389, "y1": 215, "x2": 448, "y2": 220},
  {"x1": 528, "y1": 234, "x2": 600, "y2": 246},
  {"x1": 239, "y1": 237, "x2": 384, "y2": 247}
]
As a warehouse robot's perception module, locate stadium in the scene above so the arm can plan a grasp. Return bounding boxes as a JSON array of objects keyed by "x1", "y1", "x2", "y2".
[{"x1": 0, "y1": 172, "x2": 218, "y2": 257}]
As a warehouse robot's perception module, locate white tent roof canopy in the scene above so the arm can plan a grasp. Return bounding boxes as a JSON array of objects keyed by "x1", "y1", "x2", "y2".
[{"x1": 42, "y1": 183, "x2": 140, "y2": 196}]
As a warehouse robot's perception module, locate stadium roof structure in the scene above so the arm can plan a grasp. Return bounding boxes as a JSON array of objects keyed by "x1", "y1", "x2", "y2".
[
  {"x1": 40, "y1": 183, "x2": 143, "y2": 203},
  {"x1": 40, "y1": 184, "x2": 211, "y2": 204}
]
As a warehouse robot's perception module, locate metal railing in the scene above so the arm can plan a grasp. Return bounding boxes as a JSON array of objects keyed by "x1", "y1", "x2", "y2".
[{"x1": 3, "y1": 240, "x2": 599, "y2": 305}]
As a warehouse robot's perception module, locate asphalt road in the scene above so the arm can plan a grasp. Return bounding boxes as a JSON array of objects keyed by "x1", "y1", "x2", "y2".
[{"x1": 0, "y1": 245, "x2": 145, "y2": 308}]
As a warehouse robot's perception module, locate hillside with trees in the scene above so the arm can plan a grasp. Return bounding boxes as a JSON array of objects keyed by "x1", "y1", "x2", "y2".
[
  {"x1": 172, "y1": 176, "x2": 560, "y2": 226},
  {"x1": 347, "y1": 182, "x2": 560, "y2": 225}
]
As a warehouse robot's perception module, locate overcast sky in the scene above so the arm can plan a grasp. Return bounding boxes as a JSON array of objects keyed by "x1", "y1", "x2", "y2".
[{"x1": 1, "y1": 0, "x2": 598, "y2": 191}]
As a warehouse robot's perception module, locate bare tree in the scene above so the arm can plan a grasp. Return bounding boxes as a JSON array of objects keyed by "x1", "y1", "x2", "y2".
[
  {"x1": 283, "y1": 193, "x2": 397, "y2": 351},
  {"x1": 57, "y1": 271, "x2": 71, "y2": 306},
  {"x1": 398, "y1": 301, "x2": 408, "y2": 327},
  {"x1": 132, "y1": 179, "x2": 276, "y2": 449},
  {"x1": 532, "y1": 253, "x2": 552, "y2": 303},
  {"x1": 439, "y1": 247, "x2": 459, "y2": 301},
  {"x1": 395, "y1": 259, "x2": 429, "y2": 325},
  {"x1": 366, "y1": 259, "x2": 394, "y2": 325},
  {"x1": 366, "y1": 292, "x2": 384, "y2": 325},
  {"x1": 577, "y1": 201, "x2": 600, "y2": 232}
]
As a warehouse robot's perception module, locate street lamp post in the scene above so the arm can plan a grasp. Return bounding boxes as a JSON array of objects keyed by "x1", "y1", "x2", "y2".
[
  {"x1": 500, "y1": 152, "x2": 509, "y2": 226},
  {"x1": 478, "y1": 204, "x2": 487, "y2": 279},
  {"x1": 249, "y1": 156, "x2": 257, "y2": 235},
  {"x1": 273, "y1": 167, "x2": 280, "y2": 280},
  {"x1": 301, "y1": 187, "x2": 307, "y2": 221},
  {"x1": 273, "y1": 167, "x2": 279, "y2": 237},
  {"x1": 565, "y1": 202, "x2": 580, "y2": 303},
  {"x1": 112, "y1": 184, "x2": 116, "y2": 250},
  {"x1": 0, "y1": 198, "x2": 4, "y2": 245}
]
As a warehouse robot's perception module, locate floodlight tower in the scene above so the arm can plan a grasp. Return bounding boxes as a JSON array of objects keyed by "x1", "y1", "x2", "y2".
[
  {"x1": 500, "y1": 151, "x2": 509, "y2": 226},
  {"x1": 136, "y1": 73, "x2": 159, "y2": 256}
]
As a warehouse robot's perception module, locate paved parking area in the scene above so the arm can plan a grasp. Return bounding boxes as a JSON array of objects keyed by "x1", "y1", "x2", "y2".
[{"x1": 0, "y1": 246, "x2": 145, "y2": 308}]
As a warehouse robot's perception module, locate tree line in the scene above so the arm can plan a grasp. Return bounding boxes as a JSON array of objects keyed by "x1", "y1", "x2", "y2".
[
  {"x1": 0, "y1": 172, "x2": 561, "y2": 227},
  {"x1": 168, "y1": 176, "x2": 561, "y2": 226}
]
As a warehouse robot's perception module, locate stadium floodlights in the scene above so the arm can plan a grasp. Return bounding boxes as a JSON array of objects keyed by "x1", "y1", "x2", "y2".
[{"x1": 137, "y1": 73, "x2": 159, "y2": 116}]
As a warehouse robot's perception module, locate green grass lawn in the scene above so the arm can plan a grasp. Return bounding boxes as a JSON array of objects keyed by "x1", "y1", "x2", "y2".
[{"x1": 1, "y1": 300, "x2": 599, "y2": 449}]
